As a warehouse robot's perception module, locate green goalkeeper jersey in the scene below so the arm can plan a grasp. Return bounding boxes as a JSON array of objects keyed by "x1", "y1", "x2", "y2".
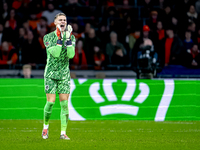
[{"x1": 43, "y1": 30, "x2": 75, "y2": 80}]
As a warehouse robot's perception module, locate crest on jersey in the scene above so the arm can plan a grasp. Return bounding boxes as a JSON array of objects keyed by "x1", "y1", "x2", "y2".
[
  {"x1": 45, "y1": 85, "x2": 49, "y2": 90},
  {"x1": 45, "y1": 42, "x2": 49, "y2": 46}
]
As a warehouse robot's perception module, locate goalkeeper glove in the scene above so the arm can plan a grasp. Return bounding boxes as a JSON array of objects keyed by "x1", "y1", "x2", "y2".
[
  {"x1": 65, "y1": 24, "x2": 73, "y2": 46},
  {"x1": 66, "y1": 25, "x2": 73, "y2": 40},
  {"x1": 56, "y1": 25, "x2": 62, "y2": 46}
]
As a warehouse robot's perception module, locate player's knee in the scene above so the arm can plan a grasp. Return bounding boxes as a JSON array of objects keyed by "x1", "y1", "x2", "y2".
[
  {"x1": 45, "y1": 101, "x2": 55, "y2": 112},
  {"x1": 46, "y1": 94, "x2": 56, "y2": 102}
]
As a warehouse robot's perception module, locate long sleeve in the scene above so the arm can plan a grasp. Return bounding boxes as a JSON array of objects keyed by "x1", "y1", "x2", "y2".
[
  {"x1": 67, "y1": 45, "x2": 75, "y2": 59},
  {"x1": 48, "y1": 45, "x2": 62, "y2": 57},
  {"x1": 43, "y1": 34, "x2": 62, "y2": 58},
  {"x1": 65, "y1": 35, "x2": 76, "y2": 59}
]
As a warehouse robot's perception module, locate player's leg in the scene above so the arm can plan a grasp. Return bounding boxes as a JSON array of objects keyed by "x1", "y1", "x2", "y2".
[
  {"x1": 58, "y1": 79, "x2": 70, "y2": 140},
  {"x1": 44, "y1": 94, "x2": 56, "y2": 125},
  {"x1": 42, "y1": 78, "x2": 57, "y2": 139},
  {"x1": 59, "y1": 94, "x2": 70, "y2": 140}
]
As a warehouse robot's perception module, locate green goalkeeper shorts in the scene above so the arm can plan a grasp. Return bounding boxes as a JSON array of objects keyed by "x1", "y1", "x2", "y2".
[{"x1": 44, "y1": 78, "x2": 71, "y2": 94}]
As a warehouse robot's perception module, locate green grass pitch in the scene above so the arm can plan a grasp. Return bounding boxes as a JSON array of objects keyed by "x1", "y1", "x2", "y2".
[{"x1": 0, "y1": 120, "x2": 199, "y2": 150}]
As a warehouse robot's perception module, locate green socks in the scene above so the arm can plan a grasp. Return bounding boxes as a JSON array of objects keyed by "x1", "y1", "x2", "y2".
[
  {"x1": 60, "y1": 100, "x2": 69, "y2": 133},
  {"x1": 43, "y1": 100, "x2": 69, "y2": 134},
  {"x1": 44, "y1": 101, "x2": 55, "y2": 125}
]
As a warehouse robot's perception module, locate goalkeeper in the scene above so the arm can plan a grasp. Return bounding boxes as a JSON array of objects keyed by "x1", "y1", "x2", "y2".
[{"x1": 42, "y1": 13, "x2": 75, "y2": 140}]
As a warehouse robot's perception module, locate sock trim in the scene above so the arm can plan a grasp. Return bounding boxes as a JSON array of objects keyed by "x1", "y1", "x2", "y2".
[
  {"x1": 44, "y1": 124, "x2": 49, "y2": 129},
  {"x1": 61, "y1": 131, "x2": 66, "y2": 135}
]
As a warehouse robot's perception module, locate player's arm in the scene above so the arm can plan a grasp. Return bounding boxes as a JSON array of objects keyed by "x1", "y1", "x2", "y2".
[
  {"x1": 43, "y1": 27, "x2": 62, "y2": 58},
  {"x1": 64, "y1": 25, "x2": 75, "y2": 59}
]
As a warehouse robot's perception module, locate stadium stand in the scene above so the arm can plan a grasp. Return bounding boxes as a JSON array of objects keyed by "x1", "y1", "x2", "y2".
[{"x1": 0, "y1": 0, "x2": 200, "y2": 78}]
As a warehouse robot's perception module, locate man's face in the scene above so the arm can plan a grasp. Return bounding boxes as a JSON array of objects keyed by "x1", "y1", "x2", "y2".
[
  {"x1": 85, "y1": 23, "x2": 91, "y2": 33},
  {"x1": 48, "y1": 4, "x2": 54, "y2": 12},
  {"x1": 165, "y1": 6, "x2": 171, "y2": 14},
  {"x1": 94, "y1": 46, "x2": 100, "y2": 53},
  {"x1": 2, "y1": 42, "x2": 9, "y2": 52},
  {"x1": 188, "y1": 23, "x2": 196, "y2": 32},
  {"x1": 19, "y1": 28, "x2": 25, "y2": 36},
  {"x1": 166, "y1": 29, "x2": 173, "y2": 37},
  {"x1": 30, "y1": 14, "x2": 37, "y2": 20},
  {"x1": 54, "y1": 15, "x2": 67, "y2": 32},
  {"x1": 172, "y1": 17, "x2": 178, "y2": 25},
  {"x1": 88, "y1": 29, "x2": 95, "y2": 39},
  {"x1": 143, "y1": 31, "x2": 149, "y2": 37},
  {"x1": 123, "y1": 0, "x2": 129, "y2": 5},
  {"x1": 27, "y1": 31, "x2": 34, "y2": 40},
  {"x1": 3, "y1": 3, "x2": 8, "y2": 10},
  {"x1": 189, "y1": 5, "x2": 195, "y2": 14},
  {"x1": 111, "y1": 34, "x2": 117, "y2": 43},
  {"x1": 23, "y1": 68, "x2": 31, "y2": 78},
  {"x1": 192, "y1": 45, "x2": 198, "y2": 53},
  {"x1": 157, "y1": 21, "x2": 162, "y2": 30},
  {"x1": 10, "y1": 9, "x2": 15, "y2": 18},
  {"x1": 40, "y1": 19, "x2": 47, "y2": 26},
  {"x1": 72, "y1": 23, "x2": 78, "y2": 32},
  {"x1": 185, "y1": 32, "x2": 191, "y2": 39},
  {"x1": 152, "y1": 14, "x2": 157, "y2": 19},
  {"x1": 144, "y1": 39, "x2": 152, "y2": 46},
  {"x1": 39, "y1": 28, "x2": 46, "y2": 37}
]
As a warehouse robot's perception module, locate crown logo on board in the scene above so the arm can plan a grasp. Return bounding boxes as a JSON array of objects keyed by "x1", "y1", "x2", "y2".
[{"x1": 89, "y1": 79, "x2": 150, "y2": 116}]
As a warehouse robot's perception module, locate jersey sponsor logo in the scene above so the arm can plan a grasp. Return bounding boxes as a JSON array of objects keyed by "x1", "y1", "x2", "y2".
[
  {"x1": 45, "y1": 85, "x2": 49, "y2": 91},
  {"x1": 45, "y1": 42, "x2": 50, "y2": 46},
  {"x1": 68, "y1": 79, "x2": 175, "y2": 121}
]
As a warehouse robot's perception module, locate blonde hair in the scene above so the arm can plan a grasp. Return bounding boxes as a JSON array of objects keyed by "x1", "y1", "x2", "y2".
[
  {"x1": 54, "y1": 13, "x2": 66, "y2": 21},
  {"x1": 23, "y1": 64, "x2": 32, "y2": 70}
]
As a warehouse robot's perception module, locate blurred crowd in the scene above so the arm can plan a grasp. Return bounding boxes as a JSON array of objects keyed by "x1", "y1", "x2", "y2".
[{"x1": 0, "y1": 0, "x2": 200, "y2": 71}]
